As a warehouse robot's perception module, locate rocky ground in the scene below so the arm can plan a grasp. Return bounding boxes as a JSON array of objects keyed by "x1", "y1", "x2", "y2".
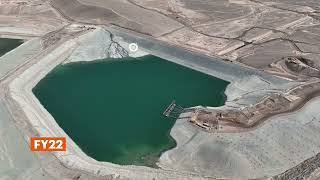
[
  {"x1": 48, "y1": 0, "x2": 320, "y2": 80},
  {"x1": 2, "y1": 0, "x2": 320, "y2": 72},
  {"x1": 130, "y1": 0, "x2": 320, "y2": 72}
]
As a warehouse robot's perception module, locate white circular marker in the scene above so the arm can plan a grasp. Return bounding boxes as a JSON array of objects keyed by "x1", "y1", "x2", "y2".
[{"x1": 129, "y1": 43, "x2": 139, "y2": 52}]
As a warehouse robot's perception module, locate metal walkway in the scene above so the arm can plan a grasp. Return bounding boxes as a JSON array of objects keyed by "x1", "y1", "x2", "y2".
[{"x1": 163, "y1": 100, "x2": 184, "y2": 118}]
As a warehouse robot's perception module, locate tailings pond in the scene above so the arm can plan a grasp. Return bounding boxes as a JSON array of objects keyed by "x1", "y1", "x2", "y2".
[
  {"x1": 33, "y1": 55, "x2": 229, "y2": 167},
  {"x1": 0, "y1": 38, "x2": 23, "y2": 57}
]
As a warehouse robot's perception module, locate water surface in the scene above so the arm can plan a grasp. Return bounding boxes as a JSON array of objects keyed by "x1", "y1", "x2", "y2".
[
  {"x1": 33, "y1": 55, "x2": 228, "y2": 166},
  {"x1": 0, "y1": 38, "x2": 23, "y2": 57}
]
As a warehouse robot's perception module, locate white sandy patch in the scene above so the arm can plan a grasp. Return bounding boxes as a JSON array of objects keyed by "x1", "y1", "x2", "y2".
[{"x1": 65, "y1": 27, "x2": 148, "y2": 64}]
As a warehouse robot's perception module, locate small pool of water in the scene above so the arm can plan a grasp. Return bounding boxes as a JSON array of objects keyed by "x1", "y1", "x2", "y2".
[
  {"x1": 33, "y1": 55, "x2": 229, "y2": 167},
  {"x1": 0, "y1": 38, "x2": 24, "y2": 57}
]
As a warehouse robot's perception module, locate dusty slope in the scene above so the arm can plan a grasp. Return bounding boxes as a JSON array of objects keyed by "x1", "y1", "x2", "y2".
[{"x1": 50, "y1": 0, "x2": 183, "y2": 37}]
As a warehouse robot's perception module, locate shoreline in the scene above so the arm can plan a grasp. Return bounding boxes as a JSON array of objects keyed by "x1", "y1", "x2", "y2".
[
  {"x1": 159, "y1": 94, "x2": 320, "y2": 179},
  {"x1": 1, "y1": 0, "x2": 320, "y2": 179},
  {"x1": 107, "y1": 26, "x2": 287, "y2": 85},
  {"x1": 1, "y1": 24, "x2": 320, "y2": 179},
  {"x1": 2, "y1": 25, "x2": 217, "y2": 180}
]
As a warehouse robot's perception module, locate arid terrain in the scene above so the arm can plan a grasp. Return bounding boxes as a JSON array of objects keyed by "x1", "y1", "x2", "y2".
[{"x1": 0, "y1": 0, "x2": 320, "y2": 179}]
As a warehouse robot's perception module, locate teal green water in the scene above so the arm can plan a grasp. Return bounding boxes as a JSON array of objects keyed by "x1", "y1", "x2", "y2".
[
  {"x1": 33, "y1": 55, "x2": 229, "y2": 166},
  {"x1": 0, "y1": 38, "x2": 23, "y2": 57}
]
